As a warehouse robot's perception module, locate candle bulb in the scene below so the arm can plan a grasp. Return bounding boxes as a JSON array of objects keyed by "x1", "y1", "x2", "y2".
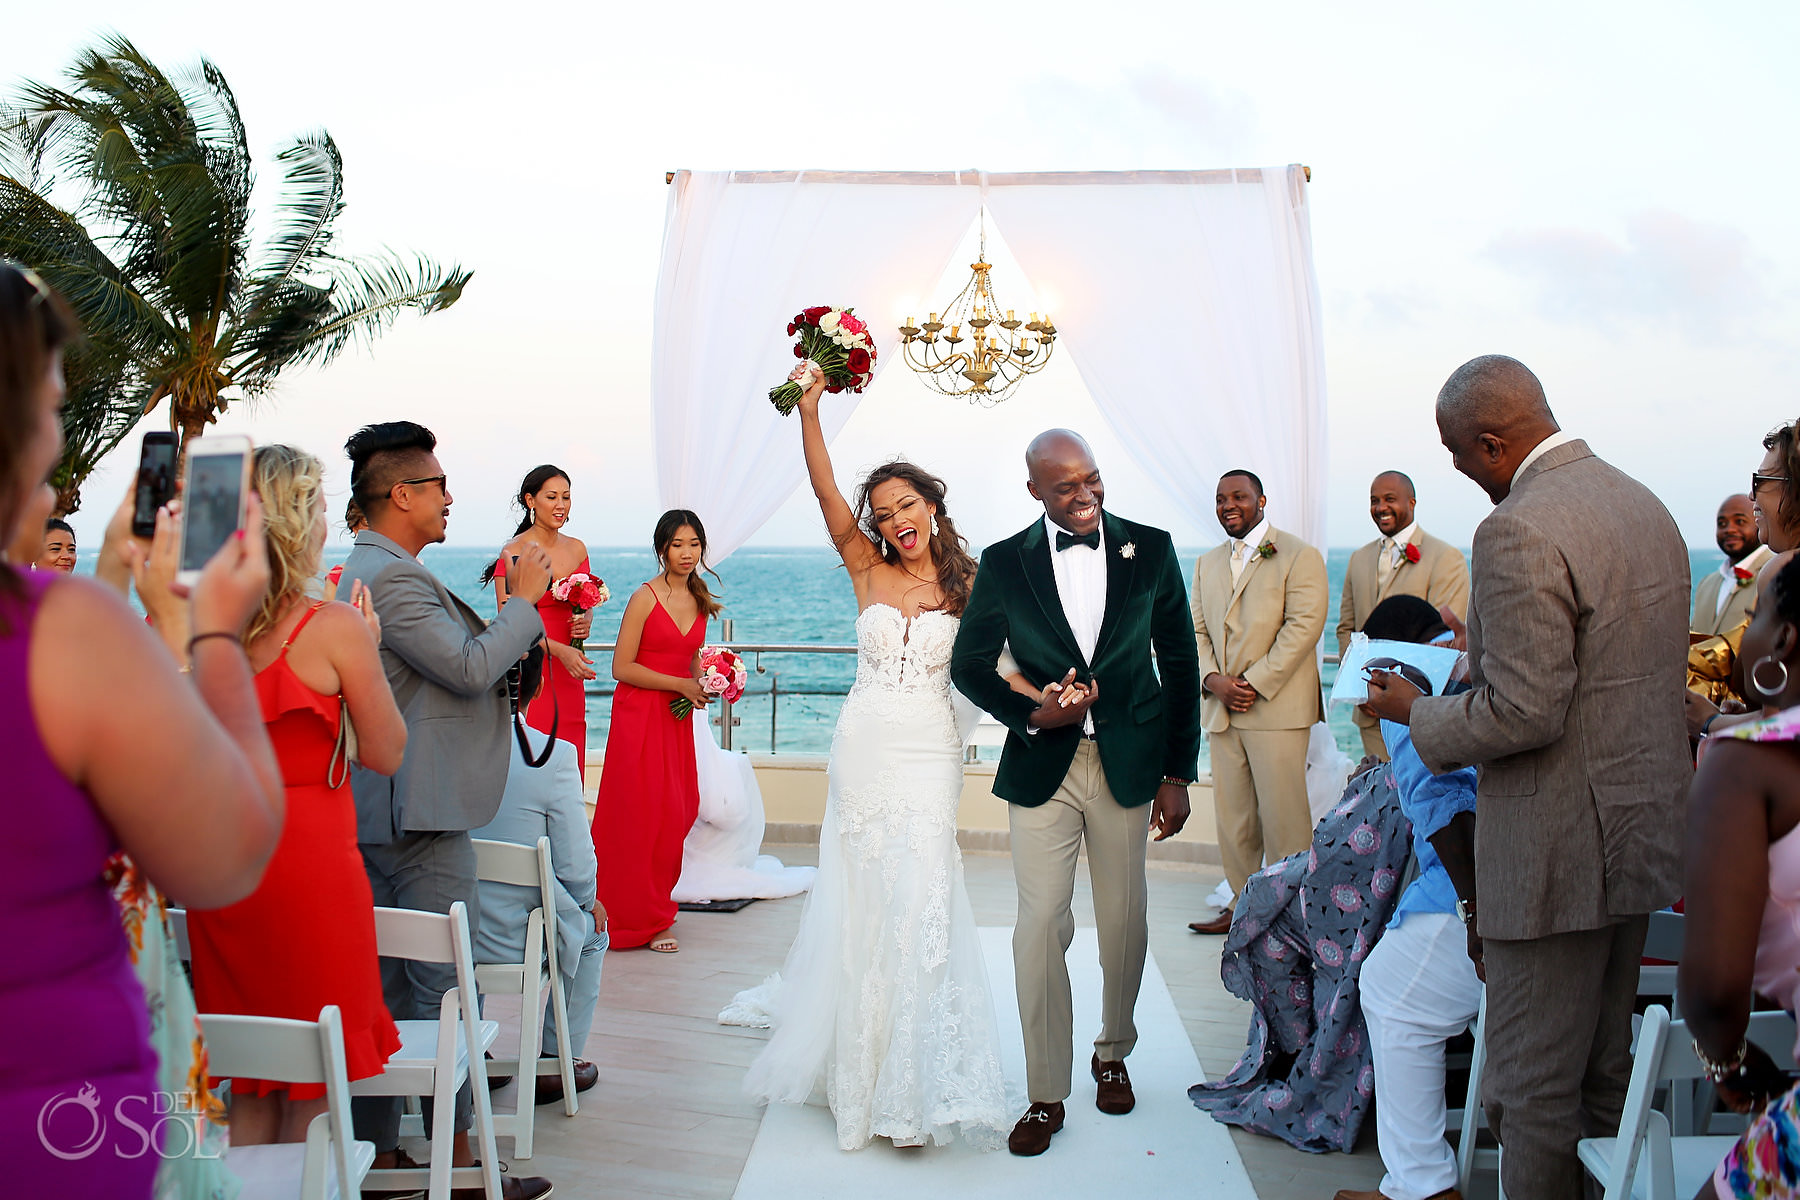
[
  {"x1": 905, "y1": 316, "x2": 914, "y2": 327},
  {"x1": 929, "y1": 312, "x2": 937, "y2": 324},
  {"x1": 1007, "y1": 309, "x2": 1015, "y2": 321}
]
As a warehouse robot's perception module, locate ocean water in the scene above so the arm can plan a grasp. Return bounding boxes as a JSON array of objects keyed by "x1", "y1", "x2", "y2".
[{"x1": 297, "y1": 542, "x2": 1724, "y2": 767}]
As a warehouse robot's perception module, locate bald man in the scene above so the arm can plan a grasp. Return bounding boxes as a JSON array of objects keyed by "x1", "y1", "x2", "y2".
[
  {"x1": 1362, "y1": 356, "x2": 1689, "y2": 1200},
  {"x1": 1693, "y1": 493, "x2": 1769, "y2": 636},
  {"x1": 1336, "y1": 471, "x2": 1470, "y2": 758}
]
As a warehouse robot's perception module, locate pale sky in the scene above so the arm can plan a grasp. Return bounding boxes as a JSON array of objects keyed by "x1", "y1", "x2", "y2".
[{"x1": 13, "y1": 1, "x2": 1797, "y2": 558}]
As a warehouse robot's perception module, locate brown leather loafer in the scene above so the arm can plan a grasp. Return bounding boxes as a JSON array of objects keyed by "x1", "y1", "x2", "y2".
[
  {"x1": 1091, "y1": 1052, "x2": 1135, "y2": 1114},
  {"x1": 451, "y1": 1166, "x2": 553, "y2": 1199},
  {"x1": 1007, "y1": 1101, "x2": 1065, "y2": 1156},
  {"x1": 535, "y1": 1059, "x2": 599, "y2": 1105},
  {"x1": 1188, "y1": 908, "x2": 1234, "y2": 935},
  {"x1": 1332, "y1": 1189, "x2": 1462, "y2": 1200}
]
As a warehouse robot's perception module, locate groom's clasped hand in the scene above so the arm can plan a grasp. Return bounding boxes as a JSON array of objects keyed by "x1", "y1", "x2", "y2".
[{"x1": 1028, "y1": 668, "x2": 1098, "y2": 729}]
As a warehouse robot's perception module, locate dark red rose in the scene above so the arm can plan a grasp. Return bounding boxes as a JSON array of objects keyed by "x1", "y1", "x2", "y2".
[
  {"x1": 846, "y1": 348, "x2": 871, "y2": 373},
  {"x1": 801, "y1": 305, "x2": 830, "y2": 325},
  {"x1": 1403, "y1": 542, "x2": 1421, "y2": 564},
  {"x1": 786, "y1": 322, "x2": 797, "y2": 335},
  {"x1": 793, "y1": 343, "x2": 806, "y2": 358},
  {"x1": 826, "y1": 381, "x2": 845, "y2": 393}
]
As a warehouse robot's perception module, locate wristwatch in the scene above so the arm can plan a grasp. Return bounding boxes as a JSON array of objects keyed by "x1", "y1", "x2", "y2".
[
  {"x1": 1455, "y1": 896, "x2": 1477, "y2": 927},
  {"x1": 1162, "y1": 776, "x2": 1192, "y2": 788}
]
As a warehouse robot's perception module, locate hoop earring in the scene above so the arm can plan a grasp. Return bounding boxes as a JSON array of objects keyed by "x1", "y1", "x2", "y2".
[
  {"x1": 930, "y1": 513, "x2": 940, "y2": 538},
  {"x1": 1752, "y1": 655, "x2": 1791, "y2": 699}
]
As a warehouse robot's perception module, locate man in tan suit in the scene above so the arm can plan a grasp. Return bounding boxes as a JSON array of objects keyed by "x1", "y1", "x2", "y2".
[
  {"x1": 1365, "y1": 356, "x2": 1689, "y2": 1200},
  {"x1": 1336, "y1": 471, "x2": 1470, "y2": 759},
  {"x1": 1188, "y1": 470, "x2": 1328, "y2": 934},
  {"x1": 1692, "y1": 493, "x2": 1770, "y2": 636}
]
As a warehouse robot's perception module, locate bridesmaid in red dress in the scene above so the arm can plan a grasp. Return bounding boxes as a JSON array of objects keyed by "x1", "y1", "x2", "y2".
[
  {"x1": 484, "y1": 465, "x2": 595, "y2": 773},
  {"x1": 594, "y1": 509, "x2": 719, "y2": 951},
  {"x1": 186, "y1": 444, "x2": 409, "y2": 1145}
]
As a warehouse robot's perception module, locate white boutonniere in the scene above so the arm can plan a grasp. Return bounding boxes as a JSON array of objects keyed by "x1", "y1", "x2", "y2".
[{"x1": 1120, "y1": 542, "x2": 1136, "y2": 559}]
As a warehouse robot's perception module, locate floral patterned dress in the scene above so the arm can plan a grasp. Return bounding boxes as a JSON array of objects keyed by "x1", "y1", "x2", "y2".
[{"x1": 1188, "y1": 760, "x2": 1412, "y2": 1152}]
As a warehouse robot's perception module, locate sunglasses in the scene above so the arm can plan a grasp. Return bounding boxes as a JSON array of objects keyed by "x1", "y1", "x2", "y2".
[
  {"x1": 391, "y1": 475, "x2": 447, "y2": 495},
  {"x1": 2, "y1": 261, "x2": 52, "y2": 310},
  {"x1": 1752, "y1": 472, "x2": 1788, "y2": 496},
  {"x1": 1363, "y1": 658, "x2": 1433, "y2": 697}
]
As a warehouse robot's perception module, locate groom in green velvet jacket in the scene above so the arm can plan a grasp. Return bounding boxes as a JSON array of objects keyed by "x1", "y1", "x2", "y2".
[{"x1": 951, "y1": 429, "x2": 1202, "y2": 1156}]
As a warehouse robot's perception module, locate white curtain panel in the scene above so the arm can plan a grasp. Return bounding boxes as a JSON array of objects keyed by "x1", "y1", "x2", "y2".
[
  {"x1": 979, "y1": 166, "x2": 1329, "y2": 549},
  {"x1": 652, "y1": 170, "x2": 982, "y2": 559}
]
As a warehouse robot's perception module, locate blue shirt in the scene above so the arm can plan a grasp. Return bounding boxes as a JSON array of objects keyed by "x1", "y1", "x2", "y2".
[{"x1": 1381, "y1": 719, "x2": 1478, "y2": 928}]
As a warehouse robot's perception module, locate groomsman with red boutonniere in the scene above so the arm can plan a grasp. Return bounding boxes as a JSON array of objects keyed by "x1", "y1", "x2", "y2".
[
  {"x1": 1694, "y1": 493, "x2": 1771, "y2": 637},
  {"x1": 1336, "y1": 471, "x2": 1470, "y2": 760},
  {"x1": 1188, "y1": 470, "x2": 1329, "y2": 936}
]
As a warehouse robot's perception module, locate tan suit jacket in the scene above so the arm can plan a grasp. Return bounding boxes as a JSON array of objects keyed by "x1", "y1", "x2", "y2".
[
  {"x1": 1691, "y1": 544, "x2": 1771, "y2": 636},
  {"x1": 1191, "y1": 526, "x2": 1328, "y2": 735},
  {"x1": 1336, "y1": 528, "x2": 1471, "y2": 736},
  {"x1": 1409, "y1": 441, "x2": 1690, "y2": 941}
]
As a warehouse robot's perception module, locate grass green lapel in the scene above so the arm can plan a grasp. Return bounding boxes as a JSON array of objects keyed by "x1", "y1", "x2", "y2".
[{"x1": 1019, "y1": 517, "x2": 1085, "y2": 668}]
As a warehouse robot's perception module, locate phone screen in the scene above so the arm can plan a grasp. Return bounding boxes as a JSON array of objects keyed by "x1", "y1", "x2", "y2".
[
  {"x1": 180, "y1": 452, "x2": 247, "y2": 572},
  {"x1": 132, "y1": 437, "x2": 178, "y2": 535}
]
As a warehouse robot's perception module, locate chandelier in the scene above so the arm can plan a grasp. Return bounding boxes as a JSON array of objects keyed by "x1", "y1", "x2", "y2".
[{"x1": 898, "y1": 213, "x2": 1056, "y2": 404}]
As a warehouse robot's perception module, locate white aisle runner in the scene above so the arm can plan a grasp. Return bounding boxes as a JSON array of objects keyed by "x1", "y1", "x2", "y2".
[{"x1": 732, "y1": 926, "x2": 1257, "y2": 1199}]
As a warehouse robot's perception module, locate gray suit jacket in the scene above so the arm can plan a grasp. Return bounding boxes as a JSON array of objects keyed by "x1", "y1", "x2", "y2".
[
  {"x1": 344, "y1": 530, "x2": 545, "y2": 843},
  {"x1": 1410, "y1": 441, "x2": 1690, "y2": 940},
  {"x1": 472, "y1": 728, "x2": 596, "y2": 971}
]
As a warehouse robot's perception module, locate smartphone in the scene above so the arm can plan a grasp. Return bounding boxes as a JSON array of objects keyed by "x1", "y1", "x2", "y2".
[
  {"x1": 176, "y1": 434, "x2": 253, "y2": 587},
  {"x1": 130, "y1": 431, "x2": 179, "y2": 537}
]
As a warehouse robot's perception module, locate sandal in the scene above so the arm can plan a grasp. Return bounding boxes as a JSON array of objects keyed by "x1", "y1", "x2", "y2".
[{"x1": 648, "y1": 931, "x2": 679, "y2": 953}]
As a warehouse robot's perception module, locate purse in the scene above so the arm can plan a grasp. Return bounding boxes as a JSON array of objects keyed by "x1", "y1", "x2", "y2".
[{"x1": 326, "y1": 698, "x2": 360, "y2": 789}]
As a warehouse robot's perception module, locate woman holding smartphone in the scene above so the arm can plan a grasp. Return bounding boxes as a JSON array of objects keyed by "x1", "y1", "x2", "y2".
[{"x1": 0, "y1": 263, "x2": 283, "y2": 1194}]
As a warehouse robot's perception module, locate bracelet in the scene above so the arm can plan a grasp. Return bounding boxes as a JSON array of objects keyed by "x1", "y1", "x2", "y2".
[
  {"x1": 186, "y1": 631, "x2": 243, "y2": 656},
  {"x1": 1162, "y1": 777, "x2": 1192, "y2": 788},
  {"x1": 1694, "y1": 1036, "x2": 1749, "y2": 1084},
  {"x1": 1701, "y1": 712, "x2": 1722, "y2": 736}
]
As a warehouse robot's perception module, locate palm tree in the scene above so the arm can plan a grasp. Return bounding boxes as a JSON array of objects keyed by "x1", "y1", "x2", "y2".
[{"x1": 0, "y1": 35, "x2": 471, "y2": 513}]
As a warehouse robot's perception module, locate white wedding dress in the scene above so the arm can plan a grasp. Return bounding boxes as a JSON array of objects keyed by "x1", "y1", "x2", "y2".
[{"x1": 718, "y1": 603, "x2": 1012, "y2": 1150}]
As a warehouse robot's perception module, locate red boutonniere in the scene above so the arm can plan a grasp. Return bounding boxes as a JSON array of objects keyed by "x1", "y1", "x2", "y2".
[
  {"x1": 1255, "y1": 541, "x2": 1277, "y2": 560},
  {"x1": 1402, "y1": 542, "x2": 1422, "y2": 565},
  {"x1": 1735, "y1": 566, "x2": 1756, "y2": 588}
]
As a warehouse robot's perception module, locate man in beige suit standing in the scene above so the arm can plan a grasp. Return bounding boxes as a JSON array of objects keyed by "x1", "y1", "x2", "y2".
[
  {"x1": 1337, "y1": 471, "x2": 1470, "y2": 759},
  {"x1": 1692, "y1": 493, "x2": 1769, "y2": 635},
  {"x1": 1188, "y1": 470, "x2": 1328, "y2": 935},
  {"x1": 1365, "y1": 356, "x2": 1689, "y2": 1200}
]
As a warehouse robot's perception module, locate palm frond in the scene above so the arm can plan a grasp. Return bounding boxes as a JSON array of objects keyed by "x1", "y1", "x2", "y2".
[{"x1": 240, "y1": 132, "x2": 343, "y2": 320}]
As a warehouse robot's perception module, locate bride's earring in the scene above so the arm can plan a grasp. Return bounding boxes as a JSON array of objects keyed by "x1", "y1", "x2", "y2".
[
  {"x1": 1752, "y1": 654, "x2": 1791, "y2": 699},
  {"x1": 929, "y1": 513, "x2": 940, "y2": 538}
]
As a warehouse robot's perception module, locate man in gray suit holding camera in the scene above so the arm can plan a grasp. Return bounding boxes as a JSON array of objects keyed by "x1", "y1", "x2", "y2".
[
  {"x1": 1364, "y1": 358, "x2": 1689, "y2": 1200},
  {"x1": 341, "y1": 421, "x2": 554, "y2": 1200}
]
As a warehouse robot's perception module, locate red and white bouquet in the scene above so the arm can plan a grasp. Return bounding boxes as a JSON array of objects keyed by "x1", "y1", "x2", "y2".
[
  {"x1": 670, "y1": 645, "x2": 748, "y2": 721},
  {"x1": 767, "y1": 305, "x2": 877, "y2": 415},
  {"x1": 550, "y1": 572, "x2": 609, "y2": 651}
]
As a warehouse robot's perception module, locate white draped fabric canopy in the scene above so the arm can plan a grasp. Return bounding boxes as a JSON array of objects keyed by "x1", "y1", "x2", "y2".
[{"x1": 652, "y1": 167, "x2": 1328, "y2": 556}]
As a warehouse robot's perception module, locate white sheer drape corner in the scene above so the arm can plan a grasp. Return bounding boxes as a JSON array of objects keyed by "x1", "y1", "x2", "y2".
[
  {"x1": 652, "y1": 166, "x2": 1329, "y2": 558},
  {"x1": 652, "y1": 171, "x2": 981, "y2": 559}
]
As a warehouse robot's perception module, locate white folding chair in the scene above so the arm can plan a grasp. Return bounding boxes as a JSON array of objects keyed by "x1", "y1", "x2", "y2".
[
  {"x1": 1455, "y1": 985, "x2": 1504, "y2": 1197},
  {"x1": 199, "y1": 1005, "x2": 374, "y2": 1200},
  {"x1": 167, "y1": 906, "x2": 191, "y2": 961},
  {"x1": 1637, "y1": 909, "x2": 1685, "y2": 1006},
  {"x1": 472, "y1": 836, "x2": 580, "y2": 1159},
  {"x1": 1578, "y1": 1004, "x2": 1798, "y2": 1200},
  {"x1": 351, "y1": 902, "x2": 503, "y2": 1200}
]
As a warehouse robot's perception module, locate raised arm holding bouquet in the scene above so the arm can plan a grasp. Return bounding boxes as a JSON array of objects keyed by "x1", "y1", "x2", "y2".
[{"x1": 767, "y1": 305, "x2": 876, "y2": 415}]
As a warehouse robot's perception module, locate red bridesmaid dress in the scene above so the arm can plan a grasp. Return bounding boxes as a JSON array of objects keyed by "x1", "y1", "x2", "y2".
[
  {"x1": 497, "y1": 554, "x2": 592, "y2": 775},
  {"x1": 593, "y1": 593, "x2": 706, "y2": 948},
  {"x1": 187, "y1": 603, "x2": 400, "y2": 1094}
]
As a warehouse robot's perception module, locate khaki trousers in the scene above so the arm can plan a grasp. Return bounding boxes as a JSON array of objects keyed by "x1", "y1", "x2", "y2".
[
  {"x1": 1356, "y1": 718, "x2": 1389, "y2": 761},
  {"x1": 1481, "y1": 916, "x2": 1648, "y2": 1200},
  {"x1": 1009, "y1": 740, "x2": 1151, "y2": 1103},
  {"x1": 1208, "y1": 725, "x2": 1313, "y2": 899}
]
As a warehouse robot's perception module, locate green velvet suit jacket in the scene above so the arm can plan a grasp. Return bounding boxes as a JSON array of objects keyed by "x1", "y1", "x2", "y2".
[{"x1": 950, "y1": 512, "x2": 1202, "y2": 808}]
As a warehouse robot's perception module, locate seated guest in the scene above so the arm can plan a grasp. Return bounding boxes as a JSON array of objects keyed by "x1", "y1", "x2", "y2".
[
  {"x1": 473, "y1": 640, "x2": 606, "y2": 1105},
  {"x1": 1335, "y1": 595, "x2": 1477, "y2": 1200},
  {"x1": 184, "y1": 444, "x2": 410, "y2": 1145},
  {"x1": 1681, "y1": 553, "x2": 1800, "y2": 1200},
  {"x1": 1187, "y1": 731, "x2": 1411, "y2": 1152},
  {"x1": 34, "y1": 517, "x2": 76, "y2": 572}
]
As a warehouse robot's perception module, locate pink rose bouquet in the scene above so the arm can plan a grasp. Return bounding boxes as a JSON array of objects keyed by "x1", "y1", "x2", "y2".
[
  {"x1": 550, "y1": 572, "x2": 609, "y2": 651},
  {"x1": 670, "y1": 645, "x2": 748, "y2": 721},
  {"x1": 767, "y1": 305, "x2": 877, "y2": 415}
]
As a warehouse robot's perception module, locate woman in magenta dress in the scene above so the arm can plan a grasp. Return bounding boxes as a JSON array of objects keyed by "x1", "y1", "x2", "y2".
[
  {"x1": 593, "y1": 509, "x2": 719, "y2": 951},
  {"x1": 484, "y1": 464, "x2": 595, "y2": 773},
  {"x1": 0, "y1": 262, "x2": 282, "y2": 1195},
  {"x1": 186, "y1": 444, "x2": 408, "y2": 1144}
]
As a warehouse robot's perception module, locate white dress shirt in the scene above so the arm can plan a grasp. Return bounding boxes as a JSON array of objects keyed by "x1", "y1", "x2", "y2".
[
  {"x1": 1229, "y1": 516, "x2": 1272, "y2": 586},
  {"x1": 1382, "y1": 521, "x2": 1419, "y2": 568},
  {"x1": 1045, "y1": 513, "x2": 1106, "y2": 734},
  {"x1": 1510, "y1": 430, "x2": 1577, "y2": 487},
  {"x1": 1720, "y1": 544, "x2": 1775, "y2": 617}
]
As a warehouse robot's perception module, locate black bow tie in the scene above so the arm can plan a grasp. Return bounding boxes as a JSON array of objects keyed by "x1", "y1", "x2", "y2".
[{"x1": 1055, "y1": 529, "x2": 1100, "y2": 552}]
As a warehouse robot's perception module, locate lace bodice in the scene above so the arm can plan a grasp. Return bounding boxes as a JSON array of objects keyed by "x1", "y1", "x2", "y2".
[{"x1": 850, "y1": 604, "x2": 957, "y2": 698}]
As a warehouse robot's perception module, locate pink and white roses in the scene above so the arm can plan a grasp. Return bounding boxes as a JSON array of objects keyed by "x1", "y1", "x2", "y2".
[
  {"x1": 767, "y1": 305, "x2": 878, "y2": 415},
  {"x1": 670, "y1": 645, "x2": 748, "y2": 720},
  {"x1": 550, "y1": 572, "x2": 608, "y2": 651}
]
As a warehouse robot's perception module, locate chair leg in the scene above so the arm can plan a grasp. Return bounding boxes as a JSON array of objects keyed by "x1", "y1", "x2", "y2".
[
  {"x1": 470, "y1": 1051, "x2": 503, "y2": 1199},
  {"x1": 429, "y1": 1078, "x2": 455, "y2": 1200},
  {"x1": 547, "y1": 964, "x2": 579, "y2": 1117},
  {"x1": 510, "y1": 974, "x2": 541, "y2": 1158}
]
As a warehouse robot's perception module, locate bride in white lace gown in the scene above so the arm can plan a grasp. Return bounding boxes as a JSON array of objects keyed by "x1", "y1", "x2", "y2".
[{"x1": 718, "y1": 364, "x2": 1012, "y2": 1150}]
